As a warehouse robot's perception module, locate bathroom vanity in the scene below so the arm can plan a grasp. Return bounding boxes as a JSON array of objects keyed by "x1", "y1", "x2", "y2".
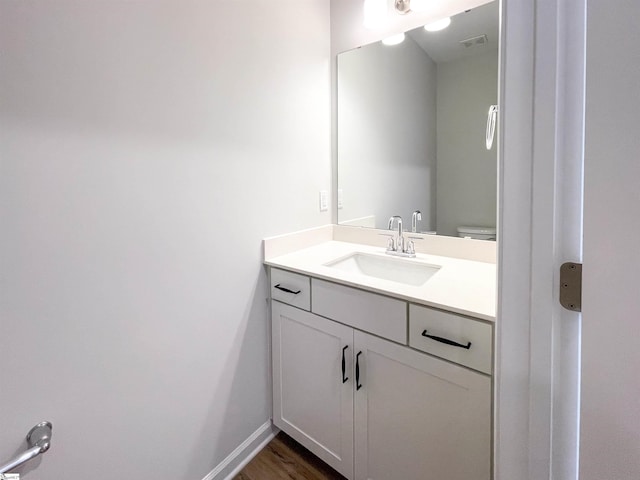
[
  {"x1": 264, "y1": 226, "x2": 495, "y2": 480},
  {"x1": 294, "y1": 2, "x2": 499, "y2": 477}
]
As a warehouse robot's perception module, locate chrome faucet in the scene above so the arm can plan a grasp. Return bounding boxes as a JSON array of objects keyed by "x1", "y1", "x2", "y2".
[
  {"x1": 388, "y1": 215, "x2": 404, "y2": 253},
  {"x1": 386, "y1": 216, "x2": 415, "y2": 257},
  {"x1": 411, "y1": 210, "x2": 422, "y2": 233}
]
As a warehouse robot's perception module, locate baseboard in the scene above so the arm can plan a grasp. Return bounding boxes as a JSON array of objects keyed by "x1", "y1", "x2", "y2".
[{"x1": 200, "y1": 420, "x2": 278, "y2": 480}]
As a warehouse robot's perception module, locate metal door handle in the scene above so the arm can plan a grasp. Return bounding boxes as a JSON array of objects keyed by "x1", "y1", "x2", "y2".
[{"x1": 0, "y1": 421, "x2": 53, "y2": 474}]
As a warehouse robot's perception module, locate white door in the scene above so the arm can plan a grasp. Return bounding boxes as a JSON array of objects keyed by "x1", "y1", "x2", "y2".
[
  {"x1": 271, "y1": 301, "x2": 354, "y2": 478},
  {"x1": 353, "y1": 330, "x2": 491, "y2": 480},
  {"x1": 580, "y1": 1, "x2": 640, "y2": 478}
]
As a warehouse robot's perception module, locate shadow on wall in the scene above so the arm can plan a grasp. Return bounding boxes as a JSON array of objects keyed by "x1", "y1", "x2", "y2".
[{"x1": 4, "y1": 442, "x2": 43, "y2": 477}]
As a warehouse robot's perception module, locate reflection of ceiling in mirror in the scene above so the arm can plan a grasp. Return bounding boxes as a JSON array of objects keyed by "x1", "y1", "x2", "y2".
[{"x1": 407, "y1": 1, "x2": 498, "y2": 64}]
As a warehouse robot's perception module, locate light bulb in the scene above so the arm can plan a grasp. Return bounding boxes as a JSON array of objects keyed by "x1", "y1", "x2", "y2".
[
  {"x1": 409, "y1": 0, "x2": 432, "y2": 12},
  {"x1": 363, "y1": 0, "x2": 387, "y2": 29},
  {"x1": 382, "y1": 33, "x2": 406, "y2": 46},
  {"x1": 424, "y1": 17, "x2": 451, "y2": 32}
]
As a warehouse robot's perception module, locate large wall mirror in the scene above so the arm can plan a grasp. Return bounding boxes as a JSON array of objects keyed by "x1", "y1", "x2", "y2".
[{"x1": 337, "y1": 1, "x2": 498, "y2": 238}]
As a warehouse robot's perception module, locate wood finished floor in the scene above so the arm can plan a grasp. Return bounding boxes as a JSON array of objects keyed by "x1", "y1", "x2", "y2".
[{"x1": 234, "y1": 432, "x2": 346, "y2": 480}]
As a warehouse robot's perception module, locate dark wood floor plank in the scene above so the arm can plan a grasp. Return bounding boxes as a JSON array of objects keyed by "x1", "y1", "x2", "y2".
[{"x1": 234, "y1": 432, "x2": 346, "y2": 480}]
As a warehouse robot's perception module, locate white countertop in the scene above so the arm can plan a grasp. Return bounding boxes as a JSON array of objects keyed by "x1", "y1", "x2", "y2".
[{"x1": 265, "y1": 241, "x2": 496, "y2": 321}]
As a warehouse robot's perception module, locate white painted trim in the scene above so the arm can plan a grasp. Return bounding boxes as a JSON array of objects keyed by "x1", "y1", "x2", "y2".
[
  {"x1": 496, "y1": 0, "x2": 584, "y2": 479},
  {"x1": 551, "y1": 3, "x2": 584, "y2": 479},
  {"x1": 200, "y1": 421, "x2": 278, "y2": 480},
  {"x1": 494, "y1": 0, "x2": 535, "y2": 478},
  {"x1": 528, "y1": 1, "x2": 560, "y2": 477}
]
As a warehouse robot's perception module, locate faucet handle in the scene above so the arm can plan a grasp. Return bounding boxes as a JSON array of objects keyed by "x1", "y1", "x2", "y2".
[
  {"x1": 378, "y1": 233, "x2": 396, "y2": 252},
  {"x1": 406, "y1": 240, "x2": 415, "y2": 255},
  {"x1": 388, "y1": 237, "x2": 396, "y2": 252}
]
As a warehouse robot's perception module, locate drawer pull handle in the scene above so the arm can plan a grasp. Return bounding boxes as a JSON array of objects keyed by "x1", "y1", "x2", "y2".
[
  {"x1": 356, "y1": 351, "x2": 363, "y2": 390},
  {"x1": 342, "y1": 345, "x2": 349, "y2": 383},
  {"x1": 274, "y1": 284, "x2": 301, "y2": 295},
  {"x1": 421, "y1": 330, "x2": 472, "y2": 350}
]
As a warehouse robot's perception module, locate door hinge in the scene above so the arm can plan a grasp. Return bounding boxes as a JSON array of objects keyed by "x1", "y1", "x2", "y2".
[{"x1": 560, "y1": 262, "x2": 582, "y2": 312}]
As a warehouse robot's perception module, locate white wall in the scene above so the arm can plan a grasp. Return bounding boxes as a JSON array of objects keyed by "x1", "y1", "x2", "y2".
[
  {"x1": 581, "y1": 0, "x2": 640, "y2": 478},
  {"x1": 337, "y1": 37, "x2": 437, "y2": 230},
  {"x1": 0, "y1": 1, "x2": 330, "y2": 479},
  {"x1": 436, "y1": 51, "x2": 498, "y2": 237}
]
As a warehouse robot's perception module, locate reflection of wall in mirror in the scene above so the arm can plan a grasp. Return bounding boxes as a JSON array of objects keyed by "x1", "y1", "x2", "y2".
[
  {"x1": 436, "y1": 51, "x2": 498, "y2": 237},
  {"x1": 338, "y1": 36, "x2": 437, "y2": 230}
]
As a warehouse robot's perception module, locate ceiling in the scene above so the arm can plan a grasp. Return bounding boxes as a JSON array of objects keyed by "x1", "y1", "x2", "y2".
[{"x1": 407, "y1": 0, "x2": 498, "y2": 64}]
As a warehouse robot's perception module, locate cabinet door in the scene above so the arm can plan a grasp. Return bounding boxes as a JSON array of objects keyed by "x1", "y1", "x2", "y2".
[
  {"x1": 272, "y1": 301, "x2": 354, "y2": 479},
  {"x1": 354, "y1": 330, "x2": 491, "y2": 480}
]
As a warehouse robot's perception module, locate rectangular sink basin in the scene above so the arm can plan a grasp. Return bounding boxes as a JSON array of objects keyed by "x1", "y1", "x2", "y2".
[{"x1": 325, "y1": 253, "x2": 440, "y2": 287}]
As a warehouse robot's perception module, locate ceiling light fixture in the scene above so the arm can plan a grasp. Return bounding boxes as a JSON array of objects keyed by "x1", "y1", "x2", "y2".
[
  {"x1": 394, "y1": 0, "x2": 411, "y2": 15},
  {"x1": 394, "y1": 0, "x2": 432, "y2": 14},
  {"x1": 382, "y1": 33, "x2": 406, "y2": 46},
  {"x1": 424, "y1": 17, "x2": 452, "y2": 32},
  {"x1": 363, "y1": 0, "x2": 387, "y2": 29},
  {"x1": 407, "y1": 0, "x2": 431, "y2": 12}
]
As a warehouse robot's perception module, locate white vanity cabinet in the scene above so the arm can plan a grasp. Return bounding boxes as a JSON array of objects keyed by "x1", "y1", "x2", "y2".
[
  {"x1": 270, "y1": 268, "x2": 492, "y2": 480},
  {"x1": 353, "y1": 330, "x2": 491, "y2": 480},
  {"x1": 272, "y1": 301, "x2": 354, "y2": 477}
]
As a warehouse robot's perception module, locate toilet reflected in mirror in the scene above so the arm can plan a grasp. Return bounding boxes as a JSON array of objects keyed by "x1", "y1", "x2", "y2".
[{"x1": 457, "y1": 226, "x2": 497, "y2": 241}]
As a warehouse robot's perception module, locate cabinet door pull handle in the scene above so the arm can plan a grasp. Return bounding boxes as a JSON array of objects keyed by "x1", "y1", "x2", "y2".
[
  {"x1": 421, "y1": 330, "x2": 472, "y2": 350},
  {"x1": 355, "y1": 351, "x2": 363, "y2": 390},
  {"x1": 274, "y1": 284, "x2": 301, "y2": 295},
  {"x1": 342, "y1": 345, "x2": 349, "y2": 383}
]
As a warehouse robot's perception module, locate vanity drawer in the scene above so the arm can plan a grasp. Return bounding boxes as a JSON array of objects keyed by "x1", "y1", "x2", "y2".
[
  {"x1": 270, "y1": 268, "x2": 311, "y2": 311},
  {"x1": 312, "y1": 279, "x2": 407, "y2": 344},
  {"x1": 409, "y1": 304, "x2": 492, "y2": 374}
]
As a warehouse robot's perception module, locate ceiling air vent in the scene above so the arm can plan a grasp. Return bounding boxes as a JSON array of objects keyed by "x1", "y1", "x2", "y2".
[{"x1": 460, "y1": 34, "x2": 488, "y2": 48}]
